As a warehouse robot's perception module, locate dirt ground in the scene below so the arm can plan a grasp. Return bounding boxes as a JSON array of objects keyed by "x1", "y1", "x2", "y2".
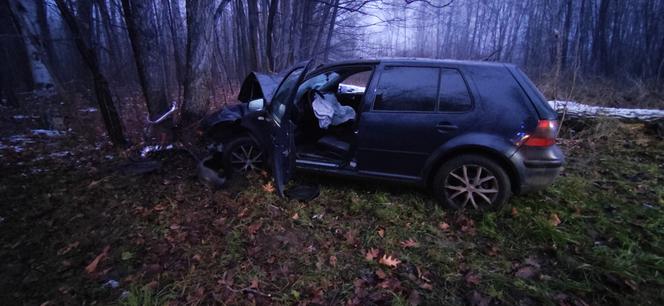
[{"x1": 1, "y1": 98, "x2": 663, "y2": 305}]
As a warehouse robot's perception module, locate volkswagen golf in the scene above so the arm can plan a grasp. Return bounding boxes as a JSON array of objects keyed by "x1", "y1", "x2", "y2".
[{"x1": 200, "y1": 58, "x2": 564, "y2": 212}]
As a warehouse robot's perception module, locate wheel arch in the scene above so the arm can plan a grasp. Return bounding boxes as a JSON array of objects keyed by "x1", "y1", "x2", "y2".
[{"x1": 424, "y1": 145, "x2": 521, "y2": 194}]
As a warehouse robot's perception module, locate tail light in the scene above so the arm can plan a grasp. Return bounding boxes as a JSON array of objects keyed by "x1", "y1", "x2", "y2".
[{"x1": 522, "y1": 120, "x2": 558, "y2": 147}]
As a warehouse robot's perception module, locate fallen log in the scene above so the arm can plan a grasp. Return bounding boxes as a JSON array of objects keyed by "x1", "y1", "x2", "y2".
[{"x1": 548, "y1": 101, "x2": 664, "y2": 122}]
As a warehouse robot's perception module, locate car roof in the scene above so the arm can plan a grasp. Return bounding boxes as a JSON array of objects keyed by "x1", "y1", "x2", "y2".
[{"x1": 318, "y1": 57, "x2": 515, "y2": 70}]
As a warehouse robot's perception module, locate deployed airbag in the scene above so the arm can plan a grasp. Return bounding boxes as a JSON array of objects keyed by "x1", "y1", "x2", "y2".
[{"x1": 312, "y1": 93, "x2": 356, "y2": 129}]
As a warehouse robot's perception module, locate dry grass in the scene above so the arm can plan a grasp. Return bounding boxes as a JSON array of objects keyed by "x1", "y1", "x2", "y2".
[{"x1": 536, "y1": 72, "x2": 664, "y2": 109}]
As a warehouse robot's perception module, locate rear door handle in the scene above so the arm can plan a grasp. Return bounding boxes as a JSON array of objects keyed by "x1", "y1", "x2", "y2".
[{"x1": 436, "y1": 122, "x2": 458, "y2": 133}]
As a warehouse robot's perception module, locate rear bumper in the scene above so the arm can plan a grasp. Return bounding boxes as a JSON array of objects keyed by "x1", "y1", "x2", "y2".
[{"x1": 511, "y1": 145, "x2": 564, "y2": 194}]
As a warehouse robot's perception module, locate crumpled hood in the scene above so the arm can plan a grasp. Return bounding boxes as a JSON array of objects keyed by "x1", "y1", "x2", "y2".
[
  {"x1": 200, "y1": 104, "x2": 247, "y2": 131},
  {"x1": 237, "y1": 72, "x2": 282, "y2": 103}
]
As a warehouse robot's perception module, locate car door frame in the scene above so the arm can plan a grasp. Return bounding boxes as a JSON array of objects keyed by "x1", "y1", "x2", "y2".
[
  {"x1": 355, "y1": 62, "x2": 479, "y2": 180},
  {"x1": 267, "y1": 60, "x2": 314, "y2": 196}
]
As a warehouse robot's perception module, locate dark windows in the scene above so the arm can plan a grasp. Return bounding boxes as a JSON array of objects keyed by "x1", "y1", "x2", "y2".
[
  {"x1": 439, "y1": 69, "x2": 472, "y2": 111},
  {"x1": 373, "y1": 66, "x2": 472, "y2": 112},
  {"x1": 373, "y1": 66, "x2": 439, "y2": 112}
]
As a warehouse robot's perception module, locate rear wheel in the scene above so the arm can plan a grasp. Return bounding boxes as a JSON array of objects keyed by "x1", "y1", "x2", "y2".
[
  {"x1": 433, "y1": 154, "x2": 511, "y2": 212},
  {"x1": 222, "y1": 136, "x2": 265, "y2": 176}
]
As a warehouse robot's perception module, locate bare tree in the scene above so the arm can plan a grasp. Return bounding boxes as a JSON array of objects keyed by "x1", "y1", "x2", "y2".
[
  {"x1": 182, "y1": 0, "x2": 227, "y2": 121},
  {"x1": 55, "y1": 0, "x2": 126, "y2": 145},
  {"x1": 121, "y1": 0, "x2": 172, "y2": 124}
]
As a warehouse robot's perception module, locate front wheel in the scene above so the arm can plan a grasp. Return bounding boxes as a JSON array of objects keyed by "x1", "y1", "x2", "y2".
[
  {"x1": 222, "y1": 136, "x2": 265, "y2": 177},
  {"x1": 433, "y1": 154, "x2": 511, "y2": 212}
]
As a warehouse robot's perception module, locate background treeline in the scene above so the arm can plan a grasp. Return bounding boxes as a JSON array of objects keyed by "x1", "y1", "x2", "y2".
[{"x1": 1, "y1": 0, "x2": 663, "y2": 143}]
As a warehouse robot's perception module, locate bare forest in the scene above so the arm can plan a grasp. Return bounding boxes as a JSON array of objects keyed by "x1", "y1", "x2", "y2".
[
  {"x1": 1, "y1": 0, "x2": 664, "y2": 305},
  {"x1": 2, "y1": 0, "x2": 663, "y2": 135}
]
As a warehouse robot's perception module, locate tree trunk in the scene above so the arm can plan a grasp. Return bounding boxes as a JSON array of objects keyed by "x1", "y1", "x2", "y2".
[
  {"x1": 593, "y1": 0, "x2": 612, "y2": 74},
  {"x1": 561, "y1": 0, "x2": 573, "y2": 69},
  {"x1": 322, "y1": 0, "x2": 339, "y2": 62},
  {"x1": 265, "y1": 0, "x2": 278, "y2": 71},
  {"x1": 8, "y1": 0, "x2": 54, "y2": 90},
  {"x1": 121, "y1": 0, "x2": 171, "y2": 121},
  {"x1": 182, "y1": 0, "x2": 224, "y2": 121},
  {"x1": 55, "y1": 0, "x2": 126, "y2": 146},
  {"x1": 247, "y1": 0, "x2": 260, "y2": 70},
  {"x1": 164, "y1": 0, "x2": 185, "y2": 92}
]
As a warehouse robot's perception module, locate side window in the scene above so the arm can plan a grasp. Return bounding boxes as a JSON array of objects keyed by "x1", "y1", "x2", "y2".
[
  {"x1": 373, "y1": 66, "x2": 439, "y2": 112},
  {"x1": 439, "y1": 69, "x2": 472, "y2": 112}
]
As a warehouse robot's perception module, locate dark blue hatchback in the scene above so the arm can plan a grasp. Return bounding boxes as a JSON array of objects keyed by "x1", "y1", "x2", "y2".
[{"x1": 201, "y1": 58, "x2": 564, "y2": 211}]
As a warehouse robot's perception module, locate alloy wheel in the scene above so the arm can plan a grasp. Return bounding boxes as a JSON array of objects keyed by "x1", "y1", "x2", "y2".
[
  {"x1": 444, "y1": 164, "x2": 499, "y2": 209},
  {"x1": 229, "y1": 143, "x2": 263, "y2": 173}
]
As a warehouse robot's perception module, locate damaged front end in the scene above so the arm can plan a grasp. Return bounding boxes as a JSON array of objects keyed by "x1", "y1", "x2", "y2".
[{"x1": 197, "y1": 71, "x2": 282, "y2": 188}]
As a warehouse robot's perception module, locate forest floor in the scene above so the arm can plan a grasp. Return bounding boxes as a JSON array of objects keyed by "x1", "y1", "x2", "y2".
[{"x1": 1, "y1": 97, "x2": 663, "y2": 306}]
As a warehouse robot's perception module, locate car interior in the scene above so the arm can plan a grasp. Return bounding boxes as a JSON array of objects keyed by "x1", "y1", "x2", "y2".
[{"x1": 292, "y1": 66, "x2": 373, "y2": 167}]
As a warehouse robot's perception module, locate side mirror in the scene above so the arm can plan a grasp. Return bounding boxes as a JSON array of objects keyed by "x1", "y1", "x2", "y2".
[{"x1": 248, "y1": 98, "x2": 265, "y2": 112}]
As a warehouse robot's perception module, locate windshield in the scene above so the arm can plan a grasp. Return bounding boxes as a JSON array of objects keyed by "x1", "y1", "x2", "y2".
[{"x1": 270, "y1": 67, "x2": 305, "y2": 125}]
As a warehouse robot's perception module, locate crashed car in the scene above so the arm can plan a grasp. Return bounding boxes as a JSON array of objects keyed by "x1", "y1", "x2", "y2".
[{"x1": 200, "y1": 58, "x2": 564, "y2": 211}]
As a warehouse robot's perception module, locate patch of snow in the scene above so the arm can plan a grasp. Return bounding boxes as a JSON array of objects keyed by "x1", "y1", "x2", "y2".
[
  {"x1": 549, "y1": 100, "x2": 664, "y2": 121},
  {"x1": 12, "y1": 115, "x2": 40, "y2": 120},
  {"x1": 30, "y1": 168, "x2": 45, "y2": 174},
  {"x1": 78, "y1": 107, "x2": 98, "y2": 113},
  {"x1": 31, "y1": 129, "x2": 65, "y2": 137},
  {"x1": 8, "y1": 135, "x2": 34, "y2": 144},
  {"x1": 49, "y1": 151, "x2": 71, "y2": 158},
  {"x1": 338, "y1": 83, "x2": 366, "y2": 94},
  {"x1": 0, "y1": 141, "x2": 26, "y2": 153},
  {"x1": 140, "y1": 144, "x2": 175, "y2": 158},
  {"x1": 102, "y1": 279, "x2": 120, "y2": 289}
]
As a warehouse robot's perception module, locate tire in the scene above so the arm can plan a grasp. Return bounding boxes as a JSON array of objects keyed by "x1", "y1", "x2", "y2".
[
  {"x1": 432, "y1": 154, "x2": 511, "y2": 212},
  {"x1": 222, "y1": 136, "x2": 265, "y2": 177}
]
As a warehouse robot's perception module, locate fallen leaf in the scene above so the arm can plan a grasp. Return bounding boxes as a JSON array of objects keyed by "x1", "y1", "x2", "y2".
[
  {"x1": 85, "y1": 245, "x2": 110, "y2": 274},
  {"x1": 57, "y1": 241, "x2": 80, "y2": 255},
  {"x1": 247, "y1": 222, "x2": 262, "y2": 235},
  {"x1": 524, "y1": 256, "x2": 541, "y2": 268},
  {"x1": 438, "y1": 222, "x2": 450, "y2": 230},
  {"x1": 121, "y1": 251, "x2": 134, "y2": 261},
  {"x1": 291, "y1": 213, "x2": 299, "y2": 220},
  {"x1": 515, "y1": 266, "x2": 538, "y2": 279},
  {"x1": 459, "y1": 218, "x2": 476, "y2": 235},
  {"x1": 419, "y1": 282, "x2": 433, "y2": 290},
  {"x1": 170, "y1": 224, "x2": 180, "y2": 230},
  {"x1": 377, "y1": 228, "x2": 385, "y2": 238},
  {"x1": 487, "y1": 245, "x2": 500, "y2": 256},
  {"x1": 624, "y1": 279, "x2": 638, "y2": 291},
  {"x1": 549, "y1": 213, "x2": 561, "y2": 226},
  {"x1": 379, "y1": 254, "x2": 401, "y2": 268},
  {"x1": 377, "y1": 277, "x2": 401, "y2": 289},
  {"x1": 365, "y1": 248, "x2": 380, "y2": 261},
  {"x1": 375, "y1": 269, "x2": 387, "y2": 279},
  {"x1": 465, "y1": 272, "x2": 481, "y2": 286},
  {"x1": 329, "y1": 255, "x2": 337, "y2": 267},
  {"x1": 262, "y1": 182, "x2": 275, "y2": 193},
  {"x1": 250, "y1": 277, "x2": 259, "y2": 289},
  {"x1": 345, "y1": 229, "x2": 357, "y2": 246},
  {"x1": 400, "y1": 238, "x2": 419, "y2": 249}
]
